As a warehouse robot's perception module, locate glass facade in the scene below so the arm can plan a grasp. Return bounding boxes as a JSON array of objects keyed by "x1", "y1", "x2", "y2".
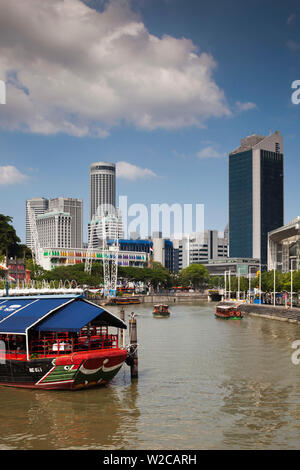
[
  {"x1": 229, "y1": 147, "x2": 284, "y2": 265},
  {"x1": 229, "y1": 150, "x2": 253, "y2": 258},
  {"x1": 260, "y1": 150, "x2": 284, "y2": 265}
]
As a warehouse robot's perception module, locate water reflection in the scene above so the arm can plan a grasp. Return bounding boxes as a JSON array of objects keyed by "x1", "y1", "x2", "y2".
[
  {"x1": 1, "y1": 303, "x2": 300, "y2": 449},
  {"x1": 0, "y1": 374, "x2": 139, "y2": 450},
  {"x1": 220, "y1": 379, "x2": 291, "y2": 449}
]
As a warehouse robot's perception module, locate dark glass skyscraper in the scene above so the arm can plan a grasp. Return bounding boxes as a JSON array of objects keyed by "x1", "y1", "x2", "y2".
[{"x1": 229, "y1": 131, "x2": 284, "y2": 265}]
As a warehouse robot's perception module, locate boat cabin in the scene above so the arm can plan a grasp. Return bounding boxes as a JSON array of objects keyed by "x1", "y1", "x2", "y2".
[
  {"x1": 153, "y1": 304, "x2": 170, "y2": 315},
  {"x1": 0, "y1": 295, "x2": 127, "y2": 361},
  {"x1": 215, "y1": 303, "x2": 242, "y2": 319}
]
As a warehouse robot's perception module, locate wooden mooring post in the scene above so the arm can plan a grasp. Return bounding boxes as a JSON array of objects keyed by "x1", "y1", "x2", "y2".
[
  {"x1": 128, "y1": 312, "x2": 138, "y2": 379},
  {"x1": 120, "y1": 308, "x2": 125, "y2": 347}
]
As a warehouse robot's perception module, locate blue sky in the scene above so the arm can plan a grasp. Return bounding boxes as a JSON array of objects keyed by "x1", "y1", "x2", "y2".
[{"x1": 0, "y1": 0, "x2": 300, "y2": 243}]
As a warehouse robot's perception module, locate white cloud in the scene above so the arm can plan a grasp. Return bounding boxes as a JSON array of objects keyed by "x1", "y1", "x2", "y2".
[
  {"x1": 287, "y1": 14, "x2": 296, "y2": 25},
  {"x1": 116, "y1": 161, "x2": 157, "y2": 180},
  {"x1": 286, "y1": 40, "x2": 300, "y2": 51},
  {"x1": 0, "y1": 0, "x2": 231, "y2": 137},
  {"x1": 196, "y1": 146, "x2": 225, "y2": 159},
  {"x1": 235, "y1": 101, "x2": 257, "y2": 112},
  {"x1": 0, "y1": 165, "x2": 28, "y2": 184}
]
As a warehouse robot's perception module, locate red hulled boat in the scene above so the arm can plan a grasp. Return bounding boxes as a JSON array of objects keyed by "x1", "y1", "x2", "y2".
[
  {"x1": 0, "y1": 295, "x2": 128, "y2": 390},
  {"x1": 215, "y1": 302, "x2": 243, "y2": 320},
  {"x1": 153, "y1": 304, "x2": 170, "y2": 318}
]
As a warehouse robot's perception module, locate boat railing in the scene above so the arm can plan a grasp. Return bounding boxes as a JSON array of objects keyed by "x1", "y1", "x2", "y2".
[
  {"x1": 0, "y1": 330, "x2": 119, "y2": 360},
  {"x1": 29, "y1": 333, "x2": 119, "y2": 358}
]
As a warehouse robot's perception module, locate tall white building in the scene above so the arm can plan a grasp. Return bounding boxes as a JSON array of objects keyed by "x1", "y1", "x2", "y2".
[
  {"x1": 49, "y1": 197, "x2": 83, "y2": 248},
  {"x1": 90, "y1": 162, "x2": 116, "y2": 219},
  {"x1": 26, "y1": 198, "x2": 49, "y2": 250},
  {"x1": 36, "y1": 211, "x2": 71, "y2": 249},
  {"x1": 88, "y1": 209, "x2": 124, "y2": 249},
  {"x1": 178, "y1": 230, "x2": 228, "y2": 270}
]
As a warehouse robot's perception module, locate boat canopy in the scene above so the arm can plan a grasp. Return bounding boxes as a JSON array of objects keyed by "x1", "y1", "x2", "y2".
[{"x1": 0, "y1": 296, "x2": 127, "y2": 334}]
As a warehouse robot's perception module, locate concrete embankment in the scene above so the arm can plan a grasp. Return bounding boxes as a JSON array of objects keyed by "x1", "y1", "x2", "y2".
[
  {"x1": 88, "y1": 293, "x2": 208, "y2": 306},
  {"x1": 239, "y1": 303, "x2": 300, "y2": 325},
  {"x1": 138, "y1": 293, "x2": 208, "y2": 303}
]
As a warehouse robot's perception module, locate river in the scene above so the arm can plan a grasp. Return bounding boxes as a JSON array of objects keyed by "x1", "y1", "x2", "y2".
[{"x1": 1, "y1": 302, "x2": 300, "y2": 450}]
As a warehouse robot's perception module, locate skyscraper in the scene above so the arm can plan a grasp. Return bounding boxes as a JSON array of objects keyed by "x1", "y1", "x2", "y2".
[
  {"x1": 229, "y1": 131, "x2": 284, "y2": 265},
  {"x1": 36, "y1": 211, "x2": 72, "y2": 249},
  {"x1": 26, "y1": 197, "x2": 49, "y2": 249},
  {"x1": 49, "y1": 197, "x2": 83, "y2": 248},
  {"x1": 90, "y1": 162, "x2": 116, "y2": 219}
]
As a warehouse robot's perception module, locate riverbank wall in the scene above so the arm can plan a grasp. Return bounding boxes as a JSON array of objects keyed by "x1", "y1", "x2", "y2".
[
  {"x1": 138, "y1": 293, "x2": 208, "y2": 303},
  {"x1": 88, "y1": 292, "x2": 208, "y2": 306},
  {"x1": 239, "y1": 303, "x2": 300, "y2": 325}
]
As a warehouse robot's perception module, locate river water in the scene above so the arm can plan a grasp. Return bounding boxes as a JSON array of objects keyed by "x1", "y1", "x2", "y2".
[{"x1": 1, "y1": 302, "x2": 300, "y2": 450}]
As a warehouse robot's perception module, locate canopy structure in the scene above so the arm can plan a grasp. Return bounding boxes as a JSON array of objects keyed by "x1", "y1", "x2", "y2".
[
  {"x1": 0, "y1": 295, "x2": 127, "y2": 335},
  {"x1": 35, "y1": 298, "x2": 127, "y2": 332}
]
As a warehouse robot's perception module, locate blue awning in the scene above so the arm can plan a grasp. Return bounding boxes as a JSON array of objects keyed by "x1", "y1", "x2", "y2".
[
  {"x1": 0, "y1": 297, "x2": 74, "y2": 334},
  {"x1": 0, "y1": 296, "x2": 126, "y2": 334},
  {"x1": 35, "y1": 298, "x2": 127, "y2": 332}
]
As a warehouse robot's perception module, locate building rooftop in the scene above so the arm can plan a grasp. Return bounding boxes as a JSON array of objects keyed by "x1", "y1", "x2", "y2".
[
  {"x1": 37, "y1": 210, "x2": 71, "y2": 219},
  {"x1": 230, "y1": 134, "x2": 265, "y2": 155},
  {"x1": 230, "y1": 131, "x2": 282, "y2": 155}
]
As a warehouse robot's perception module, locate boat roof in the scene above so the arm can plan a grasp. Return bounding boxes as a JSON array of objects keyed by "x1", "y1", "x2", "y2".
[
  {"x1": 216, "y1": 303, "x2": 240, "y2": 309},
  {"x1": 216, "y1": 305, "x2": 236, "y2": 310},
  {"x1": 0, "y1": 295, "x2": 127, "y2": 335}
]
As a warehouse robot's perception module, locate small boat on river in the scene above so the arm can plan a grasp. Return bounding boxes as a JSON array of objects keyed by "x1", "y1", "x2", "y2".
[
  {"x1": 153, "y1": 304, "x2": 170, "y2": 318},
  {"x1": 113, "y1": 297, "x2": 141, "y2": 305},
  {"x1": 0, "y1": 294, "x2": 128, "y2": 390},
  {"x1": 215, "y1": 303, "x2": 243, "y2": 320}
]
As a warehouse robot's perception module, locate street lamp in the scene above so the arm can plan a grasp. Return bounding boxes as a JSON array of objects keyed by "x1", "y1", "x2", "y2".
[
  {"x1": 259, "y1": 264, "x2": 262, "y2": 304},
  {"x1": 248, "y1": 266, "x2": 257, "y2": 302},
  {"x1": 273, "y1": 267, "x2": 276, "y2": 306},
  {"x1": 291, "y1": 258, "x2": 297, "y2": 308},
  {"x1": 224, "y1": 270, "x2": 232, "y2": 301}
]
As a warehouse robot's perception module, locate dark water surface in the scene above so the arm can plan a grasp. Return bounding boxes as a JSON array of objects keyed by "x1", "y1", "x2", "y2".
[{"x1": 1, "y1": 302, "x2": 300, "y2": 450}]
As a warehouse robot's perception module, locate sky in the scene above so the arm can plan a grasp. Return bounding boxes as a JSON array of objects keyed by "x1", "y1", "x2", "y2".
[{"x1": 0, "y1": 0, "x2": 300, "y2": 243}]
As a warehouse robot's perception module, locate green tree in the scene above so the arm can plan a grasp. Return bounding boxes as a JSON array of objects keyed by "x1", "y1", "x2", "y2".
[
  {"x1": 179, "y1": 264, "x2": 210, "y2": 290},
  {"x1": 0, "y1": 214, "x2": 21, "y2": 257}
]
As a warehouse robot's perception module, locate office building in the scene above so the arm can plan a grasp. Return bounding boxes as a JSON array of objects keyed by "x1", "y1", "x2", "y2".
[
  {"x1": 49, "y1": 197, "x2": 83, "y2": 248},
  {"x1": 36, "y1": 211, "x2": 72, "y2": 249},
  {"x1": 204, "y1": 258, "x2": 260, "y2": 277},
  {"x1": 178, "y1": 230, "x2": 228, "y2": 270},
  {"x1": 229, "y1": 131, "x2": 284, "y2": 265},
  {"x1": 90, "y1": 162, "x2": 116, "y2": 219},
  {"x1": 151, "y1": 232, "x2": 175, "y2": 272},
  {"x1": 26, "y1": 198, "x2": 49, "y2": 250}
]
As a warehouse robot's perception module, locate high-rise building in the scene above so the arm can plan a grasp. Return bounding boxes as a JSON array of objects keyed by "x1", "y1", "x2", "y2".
[
  {"x1": 36, "y1": 211, "x2": 71, "y2": 249},
  {"x1": 88, "y1": 209, "x2": 124, "y2": 248},
  {"x1": 178, "y1": 230, "x2": 228, "y2": 270},
  {"x1": 49, "y1": 197, "x2": 83, "y2": 248},
  {"x1": 90, "y1": 162, "x2": 116, "y2": 219},
  {"x1": 229, "y1": 131, "x2": 284, "y2": 265},
  {"x1": 26, "y1": 197, "x2": 49, "y2": 249}
]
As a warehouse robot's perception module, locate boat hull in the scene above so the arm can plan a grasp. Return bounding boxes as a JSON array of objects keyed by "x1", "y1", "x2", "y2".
[
  {"x1": 0, "y1": 349, "x2": 128, "y2": 390},
  {"x1": 215, "y1": 313, "x2": 243, "y2": 320}
]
